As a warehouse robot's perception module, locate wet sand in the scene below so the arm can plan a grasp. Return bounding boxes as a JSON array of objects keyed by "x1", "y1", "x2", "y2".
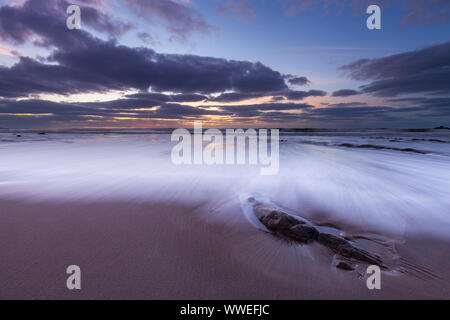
[{"x1": 1, "y1": 199, "x2": 449, "y2": 299}]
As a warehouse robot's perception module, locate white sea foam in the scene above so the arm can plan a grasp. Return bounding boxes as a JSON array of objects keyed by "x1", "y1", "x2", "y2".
[{"x1": 0, "y1": 130, "x2": 449, "y2": 238}]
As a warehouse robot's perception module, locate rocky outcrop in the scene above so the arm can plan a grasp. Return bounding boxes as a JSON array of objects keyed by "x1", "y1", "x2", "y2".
[
  {"x1": 251, "y1": 199, "x2": 386, "y2": 269},
  {"x1": 336, "y1": 261, "x2": 355, "y2": 271},
  {"x1": 318, "y1": 233, "x2": 384, "y2": 267},
  {"x1": 253, "y1": 203, "x2": 318, "y2": 244}
]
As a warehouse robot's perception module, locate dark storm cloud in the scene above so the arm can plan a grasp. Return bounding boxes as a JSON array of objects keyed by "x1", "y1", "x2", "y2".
[
  {"x1": 341, "y1": 42, "x2": 450, "y2": 97},
  {"x1": 0, "y1": 0, "x2": 131, "y2": 47},
  {"x1": 210, "y1": 89, "x2": 326, "y2": 102},
  {"x1": 287, "y1": 76, "x2": 310, "y2": 86},
  {"x1": 300, "y1": 106, "x2": 395, "y2": 121},
  {"x1": 331, "y1": 89, "x2": 360, "y2": 97},
  {"x1": 124, "y1": 92, "x2": 208, "y2": 103},
  {"x1": 3, "y1": 95, "x2": 446, "y2": 128},
  {"x1": 49, "y1": 43, "x2": 288, "y2": 94},
  {"x1": 0, "y1": 42, "x2": 288, "y2": 97},
  {"x1": 170, "y1": 94, "x2": 208, "y2": 103},
  {"x1": 388, "y1": 97, "x2": 450, "y2": 109},
  {"x1": 0, "y1": 99, "x2": 89, "y2": 115},
  {"x1": 155, "y1": 104, "x2": 228, "y2": 118},
  {"x1": 0, "y1": 98, "x2": 226, "y2": 120},
  {"x1": 83, "y1": 98, "x2": 162, "y2": 110},
  {"x1": 0, "y1": 97, "x2": 315, "y2": 123},
  {"x1": 2, "y1": 0, "x2": 396, "y2": 128},
  {"x1": 284, "y1": 90, "x2": 327, "y2": 100},
  {"x1": 387, "y1": 97, "x2": 450, "y2": 117},
  {"x1": 209, "y1": 92, "x2": 261, "y2": 102},
  {"x1": 0, "y1": 56, "x2": 122, "y2": 98},
  {"x1": 136, "y1": 32, "x2": 158, "y2": 46},
  {"x1": 327, "y1": 102, "x2": 368, "y2": 107},
  {"x1": 80, "y1": 2, "x2": 134, "y2": 36},
  {"x1": 257, "y1": 111, "x2": 305, "y2": 122},
  {"x1": 0, "y1": 0, "x2": 288, "y2": 98},
  {"x1": 124, "y1": 93, "x2": 173, "y2": 102},
  {"x1": 220, "y1": 102, "x2": 314, "y2": 112}
]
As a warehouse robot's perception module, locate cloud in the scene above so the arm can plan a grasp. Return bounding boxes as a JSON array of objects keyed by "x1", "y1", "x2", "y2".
[
  {"x1": 340, "y1": 42, "x2": 450, "y2": 97},
  {"x1": 123, "y1": 0, "x2": 214, "y2": 42},
  {"x1": 2, "y1": 95, "x2": 447, "y2": 128},
  {"x1": 331, "y1": 89, "x2": 360, "y2": 97},
  {"x1": 0, "y1": 96, "x2": 315, "y2": 127},
  {"x1": 8, "y1": 0, "x2": 442, "y2": 128},
  {"x1": 0, "y1": 92, "x2": 314, "y2": 119},
  {"x1": 0, "y1": 0, "x2": 288, "y2": 98},
  {"x1": 136, "y1": 32, "x2": 159, "y2": 46},
  {"x1": 281, "y1": 0, "x2": 450, "y2": 26},
  {"x1": 0, "y1": 0, "x2": 132, "y2": 47},
  {"x1": 39, "y1": 44, "x2": 288, "y2": 96},
  {"x1": 284, "y1": 89, "x2": 327, "y2": 100},
  {"x1": 209, "y1": 92, "x2": 261, "y2": 102},
  {"x1": 281, "y1": 0, "x2": 385, "y2": 17},
  {"x1": 287, "y1": 76, "x2": 310, "y2": 86},
  {"x1": 326, "y1": 102, "x2": 368, "y2": 107},
  {"x1": 79, "y1": 1, "x2": 134, "y2": 36},
  {"x1": 401, "y1": 0, "x2": 450, "y2": 25},
  {"x1": 0, "y1": 98, "x2": 224, "y2": 119},
  {"x1": 388, "y1": 97, "x2": 450, "y2": 110},
  {"x1": 0, "y1": 56, "x2": 120, "y2": 98},
  {"x1": 210, "y1": 89, "x2": 326, "y2": 102},
  {"x1": 125, "y1": 92, "x2": 208, "y2": 103},
  {"x1": 216, "y1": 0, "x2": 257, "y2": 22},
  {"x1": 220, "y1": 102, "x2": 314, "y2": 113},
  {"x1": 301, "y1": 105, "x2": 394, "y2": 121}
]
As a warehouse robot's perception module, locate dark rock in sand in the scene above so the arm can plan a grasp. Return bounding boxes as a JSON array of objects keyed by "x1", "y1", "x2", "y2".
[
  {"x1": 251, "y1": 201, "x2": 386, "y2": 267},
  {"x1": 318, "y1": 233, "x2": 385, "y2": 267},
  {"x1": 336, "y1": 261, "x2": 354, "y2": 271},
  {"x1": 284, "y1": 224, "x2": 319, "y2": 243},
  {"x1": 259, "y1": 210, "x2": 302, "y2": 231},
  {"x1": 16, "y1": 135, "x2": 22, "y2": 137},
  {"x1": 317, "y1": 232, "x2": 348, "y2": 249},
  {"x1": 253, "y1": 205, "x2": 317, "y2": 244},
  {"x1": 434, "y1": 126, "x2": 449, "y2": 130},
  {"x1": 38, "y1": 132, "x2": 46, "y2": 135}
]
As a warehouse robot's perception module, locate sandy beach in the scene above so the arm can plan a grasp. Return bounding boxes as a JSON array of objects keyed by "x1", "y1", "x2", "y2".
[{"x1": 1, "y1": 199, "x2": 449, "y2": 299}]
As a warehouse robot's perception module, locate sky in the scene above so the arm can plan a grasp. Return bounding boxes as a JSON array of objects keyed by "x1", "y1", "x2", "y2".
[{"x1": 0, "y1": 0, "x2": 449, "y2": 129}]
